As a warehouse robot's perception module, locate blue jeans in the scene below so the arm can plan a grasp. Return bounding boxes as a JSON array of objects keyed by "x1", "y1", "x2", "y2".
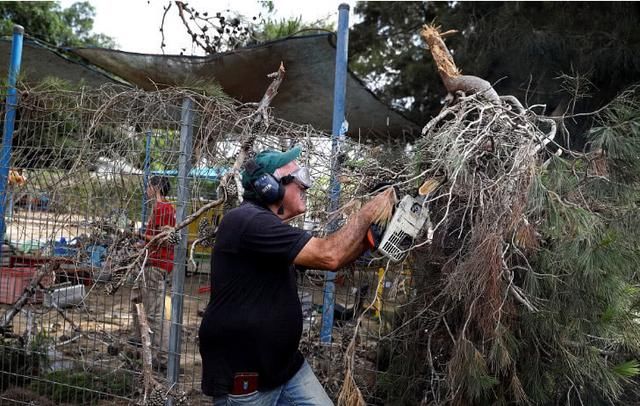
[{"x1": 213, "y1": 360, "x2": 333, "y2": 405}]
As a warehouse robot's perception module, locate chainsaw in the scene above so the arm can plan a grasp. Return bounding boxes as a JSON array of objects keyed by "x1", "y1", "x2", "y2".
[{"x1": 365, "y1": 178, "x2": 441, "y2": 263}]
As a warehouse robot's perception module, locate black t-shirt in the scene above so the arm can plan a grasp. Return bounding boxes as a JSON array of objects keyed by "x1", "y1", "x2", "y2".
[{"x1": 199, "y1": 201, "x2": 312, "y2": 397}]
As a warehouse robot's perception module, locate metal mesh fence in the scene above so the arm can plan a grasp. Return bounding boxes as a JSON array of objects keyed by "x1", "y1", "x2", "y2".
[{"x1": 0, "y1": 83, "x2": 416, "y2": 405}]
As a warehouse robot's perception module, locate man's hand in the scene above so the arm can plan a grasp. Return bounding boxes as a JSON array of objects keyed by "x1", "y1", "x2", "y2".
[
  {"x1": 294, "y1": 187, "x2": 398, "y2": 270},
  {"x1": 363, "y1": 187, "x2": 397, "y2": 225}
]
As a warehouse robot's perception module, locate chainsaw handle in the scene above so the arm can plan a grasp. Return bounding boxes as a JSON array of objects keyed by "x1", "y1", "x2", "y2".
[
  {"x1": 366, "y1": 228, "x2": 376, "y2": 250},
  {"x1": 365, "y1": 224, "x2": 385, "y2": 250}
]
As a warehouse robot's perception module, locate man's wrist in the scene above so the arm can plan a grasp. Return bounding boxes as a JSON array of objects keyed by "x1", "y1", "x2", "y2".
[{"x1": 360, "y1": 201, "x2": 377, "y2": 224}]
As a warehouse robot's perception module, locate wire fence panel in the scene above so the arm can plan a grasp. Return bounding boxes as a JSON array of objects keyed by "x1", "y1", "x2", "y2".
[{"x1": 0, "y1": 84, "x2": 416, "y2": 405}]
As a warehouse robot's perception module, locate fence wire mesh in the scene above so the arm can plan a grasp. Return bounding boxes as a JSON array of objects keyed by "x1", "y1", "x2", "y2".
[{"x1": 0, "y1": 84, "x2": 416, "y2": 405}]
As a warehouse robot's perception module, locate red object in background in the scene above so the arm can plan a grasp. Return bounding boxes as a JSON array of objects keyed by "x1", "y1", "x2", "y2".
[
  {"x1": 9, "y1": 255, "x2": 52, "y2": 268},
  {"x1": 10, "y1": 256, "x2": 89, "y2": 285},
  {"x1": 0, "y1": 267, "x2": 54, "y2": 304}
]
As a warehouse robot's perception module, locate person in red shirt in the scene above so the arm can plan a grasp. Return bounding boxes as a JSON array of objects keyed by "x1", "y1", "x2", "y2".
[
  {"x1": 144, "y1": 179, "x2": 176, "y2": 273},
  {"x1": 130, "y1": 175, "x2": 176, "y2": 370}
]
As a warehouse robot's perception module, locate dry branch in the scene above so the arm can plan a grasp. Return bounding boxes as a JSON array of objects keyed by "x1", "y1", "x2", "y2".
[
  {"x1": 51, "y1": 302, "x2": 82, "y2": 332},
  {"x1": 220, "y1": 61, "x2": 287, "y2": 203},
  {"x1": 405, "y1": 22, "x2": 565, "y2": 403},
  {"x1": 136, "y1": 303, "x2": 156, "y2": 403},
  {"x1": 338, "y1": 266, "x2": 392, "y2": 406},
  {"x1": 134, "y1": 305, "x2": 189, "y2": 405},
  {"x1": 174, "y1": 1, "x2": 209, "y2": 53},
  {"x1": 337, "y1": 332, "x2": 366, "y2": 406},
  {"x1": 8, "y1": 67, "x2": 480, "y2": 404}
]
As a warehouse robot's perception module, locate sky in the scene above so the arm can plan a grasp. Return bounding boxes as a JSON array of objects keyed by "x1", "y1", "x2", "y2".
[{"x1": 58, "y1": 0, "x2": 357, "y2": 55}]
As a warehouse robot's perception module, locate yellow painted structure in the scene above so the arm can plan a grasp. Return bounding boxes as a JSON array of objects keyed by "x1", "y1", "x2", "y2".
[
  {"x1": 186, "y1": 199, "x2": 223, "y2": 256},
  {"x1": 374, "y1": 267, "x2": 385, "y2": 318}
]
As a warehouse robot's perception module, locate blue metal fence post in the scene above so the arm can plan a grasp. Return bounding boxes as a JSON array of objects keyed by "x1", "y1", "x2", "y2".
[
  {"x1": 140, "y1": 130, "x2": 152, "y2": 233},
  {"x1": 167, "y1": 98, "x2": 193, "y2": 384},
  {"x1": 320, "y1": 4, "x2": 350, "y2": 344},
  {"x1": 0, "y1": 25, "x2": 24, "y2": 261}
]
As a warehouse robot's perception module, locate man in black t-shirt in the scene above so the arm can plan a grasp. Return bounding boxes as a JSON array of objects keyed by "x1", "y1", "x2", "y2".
[{"x1": 199, "y1": 146, "x2": 396, "y2": 405}]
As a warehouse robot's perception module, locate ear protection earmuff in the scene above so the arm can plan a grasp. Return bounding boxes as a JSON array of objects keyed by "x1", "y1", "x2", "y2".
[{"x1": 246, "y1": 159, "x2": 285, "y2": 205}]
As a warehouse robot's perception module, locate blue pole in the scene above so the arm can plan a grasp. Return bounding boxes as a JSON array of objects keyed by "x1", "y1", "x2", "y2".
[
  {"x1": 167, "y1": 97, "x2": 193, "y2": 384},
  {"x1": 140, "y1": 130, "x2": 152, "y2": 233},
  {"x1": 320, "y1": 4, "x2": 350, "y2": 344},
  {"x1": 0, "y1": 25, "x2": 24, "y2": 261}
]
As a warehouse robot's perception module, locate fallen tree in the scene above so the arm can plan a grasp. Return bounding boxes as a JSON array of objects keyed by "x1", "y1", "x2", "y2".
[{"x1": 342, "y1": 25, "x2": 640, "y2": 405}]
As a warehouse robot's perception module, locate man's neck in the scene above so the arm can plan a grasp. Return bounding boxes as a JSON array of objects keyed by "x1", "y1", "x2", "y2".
[{"x1": 267, "y1": 202, "x2": 288, "y2": 220}]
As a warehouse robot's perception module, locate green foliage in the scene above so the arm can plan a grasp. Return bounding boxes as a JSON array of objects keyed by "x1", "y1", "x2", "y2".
[
  {"x1": 612, "y1": 360, "x2": 640, "y2": 379},
  {"x1": 513, "y1": 86, "x2": 640, "y2": 403},
  {"x1": 588, "y1": 86, "x2": 640, "y2": 188},
  {"x1": 350, "y1": 1, "x2": 444, "y2": 124},
  {"x1": 13, "y1": 79, "x2": 94, "y2": 169},
  {"x1": 31, "y1": 368, "x2": 134, "y2": 404},
  {"x1": 350, "y1": 2, "x2": 640, "y2": 130},
  {"x1": 0, "y1": 334, "x2": 52, "y2": 392},
  {"x1": 258, "y1": 1, "x2": 275, "y2": 14},
  {"x1": 0, "y1": 339, "x2": 31, "y2": 392},
  {"x1": 48, "y1": 170, "x2": 143, "y2": 220},
  {"x1": 179, "y1": 77, "x2": 227, "y2": 99},
  {"x1": 452, "y1": 340, "x2": 499, "y2": 401},
  {"x1": 375, "y1": 339, "x2": 429, "y2": 406},
  {"x1": 1, "y1": 334, "x2": 133, "y2": 403},
  {"x1": 254, "y1": 15, "x2": 334, "y2": 42},
  {"x1": 0, "y1": 1, "x2": 115, "y2": 47},
  {"x1": 28, "y1": 331, "x2": 54, "y2": 373}
]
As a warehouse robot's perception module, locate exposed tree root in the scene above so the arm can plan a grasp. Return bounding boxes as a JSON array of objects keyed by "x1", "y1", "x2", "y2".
[{"x1": 420, "y1": 24, "x2": 500, "y2": 104}]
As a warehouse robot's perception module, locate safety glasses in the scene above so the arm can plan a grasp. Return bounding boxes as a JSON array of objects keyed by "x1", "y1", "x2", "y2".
[{"x1": 288, "y1": 167, "x2": 312, "y2": 190}]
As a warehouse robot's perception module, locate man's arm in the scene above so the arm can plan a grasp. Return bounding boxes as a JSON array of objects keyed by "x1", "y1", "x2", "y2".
[{"x1": 294, "y1": 189, "x2": 395, "y2": 270}]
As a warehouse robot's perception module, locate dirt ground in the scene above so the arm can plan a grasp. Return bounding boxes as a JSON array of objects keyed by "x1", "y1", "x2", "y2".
[
  {"x1": 5, "y1": 210, "x2": 98, "y2": 252},
  {"x1": 0, "y1": 261, "x2": 213, "y2": 403}
]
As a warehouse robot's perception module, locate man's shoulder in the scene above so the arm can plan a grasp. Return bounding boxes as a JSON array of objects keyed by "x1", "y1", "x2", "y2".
[
  {"x1": 223, "y1": 202, "x2": 275, "y2": 225},
  {"x1": 217, "y1": 202, "x2": 283, "y2": 245}
]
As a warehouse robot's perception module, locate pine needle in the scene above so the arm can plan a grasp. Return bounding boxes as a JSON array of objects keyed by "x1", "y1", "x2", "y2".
[{"x1": 337, "y1": 332, "x2": 366, "y2": 406}]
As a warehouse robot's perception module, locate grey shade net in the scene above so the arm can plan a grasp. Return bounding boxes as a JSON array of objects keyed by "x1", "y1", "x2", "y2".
[{"x1": 0, "y1": 34, "x2": 419, "y2": 140}]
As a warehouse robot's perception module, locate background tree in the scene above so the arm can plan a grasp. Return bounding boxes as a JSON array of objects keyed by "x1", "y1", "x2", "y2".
[
  {"x1": 349, "y1": 2, "x2": 446, "y2": 123},
  {"x1": 350, "y1": 1, "x2": 640, "y2": 142},
  {"x1": 252, "y1": 15, "x2": 333, "y2": 43},
  {"x1": 0, "y1": 2, "x2": 115, "y2": 168},
  {"x1": 0, "y1": 1, "x2": 116, "y2": 47},
  {"x1": 159, "y1": 0, "x2": 333, "y2": 55}
]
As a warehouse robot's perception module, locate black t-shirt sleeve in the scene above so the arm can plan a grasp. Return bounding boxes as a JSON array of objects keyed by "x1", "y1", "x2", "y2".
[{"x1": 240, "y1": 211, "x2": 312, "y2": 263}]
